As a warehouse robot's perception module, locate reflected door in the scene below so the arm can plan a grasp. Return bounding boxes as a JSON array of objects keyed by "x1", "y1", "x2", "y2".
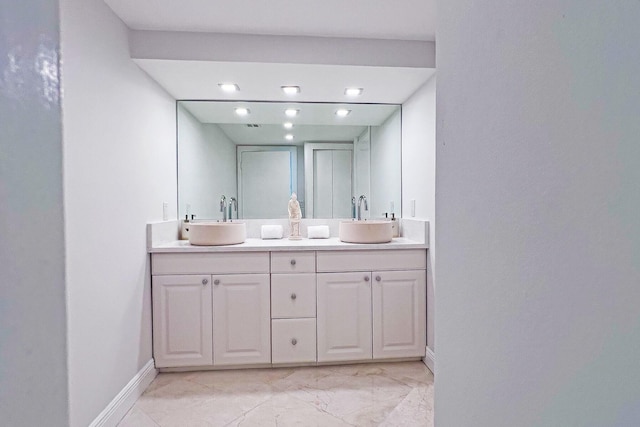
[
  {"x1": 313, "y1": 149, "x2": 352, "y2": 218},
  {"x1": 240, "y1": 150, "x2": 292, "y2": 219}
]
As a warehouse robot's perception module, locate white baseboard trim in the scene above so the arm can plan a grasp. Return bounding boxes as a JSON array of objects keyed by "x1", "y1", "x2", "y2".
[
  {"x1": 89, "y1": 359, "x2": 157, "y2": 427},
  {"x1": 423, "y1": 347, "x2": 435, "y2": 374}
]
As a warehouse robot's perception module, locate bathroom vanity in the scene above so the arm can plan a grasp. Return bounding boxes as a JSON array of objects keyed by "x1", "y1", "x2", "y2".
[{"x1": 149, "y1": 230, "x2": 428, "y2": 371}]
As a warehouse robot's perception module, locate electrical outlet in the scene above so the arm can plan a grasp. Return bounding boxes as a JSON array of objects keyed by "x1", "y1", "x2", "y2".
[
  {"x1": 411, "y1": 199, "x2": 416, "y2": 217},
  {"x1": 162, "y1": 202, "x2": 169, "y2": 221}
]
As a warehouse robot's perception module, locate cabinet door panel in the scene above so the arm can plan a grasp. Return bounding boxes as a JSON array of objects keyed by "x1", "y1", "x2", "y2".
[
  {"x1": 372, "y1": 270, "x2": 426, "y2": 359},
  {"x1": 152, "y1": 275, "x2": 212, "y2": 368},
  {"x1": 213, "y1": 274, "x2": 271, "y2": 365},
  {"x1": 317, "y1": 272, "x2": 372, "y2": 362}
]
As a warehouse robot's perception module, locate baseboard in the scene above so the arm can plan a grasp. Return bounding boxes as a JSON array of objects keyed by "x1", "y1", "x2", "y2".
[
  {"x1": 89, "y1": 359, "x2": 157, "y2": 427},
  {"x1": 423, "y1": 347, "x2": 435, "y2": 374}
]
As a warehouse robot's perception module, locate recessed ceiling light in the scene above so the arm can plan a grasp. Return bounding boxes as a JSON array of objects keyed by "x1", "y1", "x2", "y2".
[
  {"x1": 235, "y1": 107, "x2": 250, "y2": 116},
  {"x1": 281, "y1": 86, "x2": 301, "y2": 95},
  {"x1": 283, "y1": 122, "x2": 294, "y2": 129},
  {"x1": 335, "y1": 109, "x2": 351, "y2": 117},
  {"x1": 285, "y1": 109, "x2": 299, "y2": 117},
  {"x1": 285, "y1": 134, "x2": 294, "y2": 141},
  {"x1": 345, "y1": 87, "x2": 363, "y2": 96},
  {"x1": 218, "y1": 83, "x2": 240, "y2": 92}
]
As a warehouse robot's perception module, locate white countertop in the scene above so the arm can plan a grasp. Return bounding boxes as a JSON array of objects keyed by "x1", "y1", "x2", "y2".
[{"x1": 150, "y1": 237, "x2": 426, "y2": 253}]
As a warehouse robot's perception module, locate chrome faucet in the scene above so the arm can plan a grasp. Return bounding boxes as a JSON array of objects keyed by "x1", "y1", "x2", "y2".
[
  {"x1": 220, "y1": 195, "x2": 227, "y2": 222},
  {"x1": 351, "y1": 196, "x2": 356, "y2": 219},
  {"x1": 357, "y1": 195, "x2": 368, "y2": 220},
  {"x1": 228, "y1": 197, "x2": 237, "y2": 221}
]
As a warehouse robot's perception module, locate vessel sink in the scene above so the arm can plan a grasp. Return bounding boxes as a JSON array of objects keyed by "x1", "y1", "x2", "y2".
[
  {"x1": 189, "y1": 222, "x2": 246, "y2": 246},
  {"x1": 339, "y1": 220, "x2": 393, "y2": 244}
]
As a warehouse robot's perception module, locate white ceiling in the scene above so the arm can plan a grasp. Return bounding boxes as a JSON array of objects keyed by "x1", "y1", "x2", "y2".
[
  {"x1": 105, "y1": 0, "x2": 437, "y2": 41},
  {"x1": 134, "y1": 60, "x2": 435, "y2": 104},
  {"x1": 181, "y1": 101, "x2": 400, "y2": 125},
  {"x1": 181, "y1": 101, "x2": 398, "y2": 146}
]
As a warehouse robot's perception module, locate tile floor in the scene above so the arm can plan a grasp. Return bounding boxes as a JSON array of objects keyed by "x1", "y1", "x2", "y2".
[{"x1": 118, "y1": 361, "x2": 433, "y2": 426}]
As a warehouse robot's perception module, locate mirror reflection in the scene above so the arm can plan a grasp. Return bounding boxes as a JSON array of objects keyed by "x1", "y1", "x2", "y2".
[{"x1": 177, "y1": 101, "x2": 401, "y2": 220}]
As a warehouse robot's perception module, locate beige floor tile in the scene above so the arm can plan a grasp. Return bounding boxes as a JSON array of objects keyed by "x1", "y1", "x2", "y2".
[
  {"x1": 118, "y1": 404, "x2": 159, "y2": 427},
  {"x1": 225, "y1": 393, "x2": 352, "y2": 427},
  {"x1": 119, "y1": 362, "x2": 433, "y2": 427},
  {"x1": 379, "y1": 383, "x2": 434, "y2": 427}
]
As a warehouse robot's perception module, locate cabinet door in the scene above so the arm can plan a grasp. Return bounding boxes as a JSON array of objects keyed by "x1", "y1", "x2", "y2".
[
  {"x1": 317, "y1": 272, "x2": 372, "y2": 362},
  {"x1": 213, "y1": 274, "x2": 271, "y2": 365},
  {"x1": 152, "y1": 275, "x2": 213, "y2": 368},
  {"x1": 372, "y1": 270, "x2": 426, "y2": 359}
]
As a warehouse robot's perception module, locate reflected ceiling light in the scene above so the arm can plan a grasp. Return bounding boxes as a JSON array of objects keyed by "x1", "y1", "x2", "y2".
[
  {"x1": 283, "y1": 122, "x2": 294, "y2": 129},
  {"x1": 218, "y1": 83, "x2": 240, "y2": 92},
  {"x1": 335, "y1": 109, "x2": 351, "y2": 117},
  {"x1": 234, "y1": 107, "x2": 250, "y2": 116},
  {"x1": 281, "y1": 86, "x2": 301, "y2": 95},
  {"x1": 285, "y1": 134, "x2": 294, "y2": 141},
  {"x1": 345, "y1": 87, "x2": 363, "y2": 96},
  {"x1": 285, "y1": 108, "x2": 299, "y2": 117}
]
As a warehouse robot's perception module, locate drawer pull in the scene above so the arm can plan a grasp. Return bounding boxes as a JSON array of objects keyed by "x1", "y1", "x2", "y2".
[
  {"x1": 290, "y1": 293, "x2": 297, "y2": 300},
  {"x1": 375, "y1": 276, "x2": 381, "y2": 282},
  {"x1": 291, "y1": 338, "x2": 297, "y2": 346},
  {"x1": 364, "y1": 276, "x2": 370, "y2": 282},
  {"x1": 202, "y1": 278, "x2": 209, "y2": 285},
  {"x1": 290, "y1": 259, "x2": 296, "y2": 266},
  {"x1": 214, "y1": 279, "x2": 220, "y2": 285}
]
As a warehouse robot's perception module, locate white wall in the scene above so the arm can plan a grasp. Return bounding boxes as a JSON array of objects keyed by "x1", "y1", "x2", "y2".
[
  {"x1": 437, "y1": 1, "x2": 640, "y2": 426},
  {"x1": 370, "y1": 109, "x2": 402, "y2": 218},
  {"x1": 402, "y1": 76, "x2": 436, "y2": 351},
  {"x1": 178, "y1": 106, "x2": 237, "y2": 219},
  {"x1": 0, "y1": 1, "x2": 69, "y2": 425},
  {"x1": 60, "y1": 0, "x2": 177, "y2": 425}
]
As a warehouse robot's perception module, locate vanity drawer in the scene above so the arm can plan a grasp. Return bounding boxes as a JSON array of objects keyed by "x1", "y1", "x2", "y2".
[
  {"x1": 271, "y1": 251, "x2": 316, "y2": 273},
  {"x1": 152, "y1": 252, "x2": 269, "y2": 275},
  {"x1": 272, "y1": 318, "x2": 317, "y2": 364},
  {"x1": 271, "y1": 274, "x2": 316, "y2": 318},
  {"x1": 317, "y1": 249, "x2": 426, "y2": 272}
]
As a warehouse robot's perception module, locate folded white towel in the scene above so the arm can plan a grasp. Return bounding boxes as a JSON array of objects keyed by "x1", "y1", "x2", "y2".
[
  {"x1": 307, "y1": 225, "x2": 330, "y2": 239},
  {"x1": 261, "y1": 225, "x2": 283, "y2": 239}
]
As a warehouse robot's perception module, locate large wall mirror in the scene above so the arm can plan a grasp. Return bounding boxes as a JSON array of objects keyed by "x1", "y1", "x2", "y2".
[{"x1": 177, "y1": 101, "x2": 401, "y2": 220}]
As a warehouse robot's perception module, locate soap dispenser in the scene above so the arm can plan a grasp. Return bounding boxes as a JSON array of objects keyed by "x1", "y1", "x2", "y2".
[
  {"x1": 181, "y1": 215, "x2": 195, "y2": 240},
  {"x1": 390, "y1": 213, "x2": 399, "y2": 237}
]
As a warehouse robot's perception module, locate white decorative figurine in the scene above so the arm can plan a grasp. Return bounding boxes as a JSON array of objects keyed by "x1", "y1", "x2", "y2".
[{"x1": 288, "y1": 192, "x2": 302, "y2": 240}]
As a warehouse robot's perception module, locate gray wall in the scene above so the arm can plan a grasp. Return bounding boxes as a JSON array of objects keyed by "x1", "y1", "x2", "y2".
[
  {"x1": 178, "y1": 105, "x2": 237, "y2": 219},
  {"x1": 436, "y1": 1, "x2": 640, "y2": 425},
  {"x1": 370, "y1": 109, "x2": 402, "y2": 218},
  {"x1": 401, "y1": 75, "x2": 436, "y2": 351},
  {"x1": 0, "y1": 0, "x2": 69, "y2": 425},
  {"x1": 60, "y1": 0, "x2": 177, "y2": 425}
]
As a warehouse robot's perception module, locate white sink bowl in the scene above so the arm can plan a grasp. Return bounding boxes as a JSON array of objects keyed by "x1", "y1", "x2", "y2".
[
  {"x1": 189, "y1": 222, "x2": 246, "y2": 246},
  {"x1": 339, "y1": 220, "x2": 393, "y2": 244}
]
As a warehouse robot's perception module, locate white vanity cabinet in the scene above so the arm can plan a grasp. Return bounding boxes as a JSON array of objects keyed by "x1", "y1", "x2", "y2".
[
  {"x1": 212, "y1": 274, "x2": 271, "y2": 365},
  {"x1": 372, "y1": 270, "x2": 426, "y2": 359},
  {"x1": 152, "y1": 275, "x2": 213, "y2": 368},
  {"x1": 317, "y1": 250, "x2": 427, "y2": 363},
  {"x1": 151, "y1": 252, "x2": 271, "y2": 368},
  {"x1": 151, "y1": 246, "x2": 426, "y2": 370},
  {"x1": 270, "y1": 251, "x2": 317, "y2": 364},
  {"x1": 317, "y1": 272, "x2": 373, "y2": 362}
]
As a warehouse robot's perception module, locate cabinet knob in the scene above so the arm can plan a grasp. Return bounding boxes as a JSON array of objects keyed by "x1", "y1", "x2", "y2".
[
  {"x1": 291, "y1": 293, "x2": 297, "y2": 300},
  {"x1": 375, "y1": 276, "x2": 381, "y2": 282},
  {"x1": 290, "y1": 259, "x2": 296, "y2": 266},
  {"x1": 291, "y1": 338, "x2": 297, "y2": 346},
  {"x1": 214, "y1": 279, "x2": 220, "y2": 285},
  {"x1": 202, "y1": 278, "x2": 208, "y2": 285},
  {"x1": 364, "y1": 276, "x2": 370, "y2": 282}
]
